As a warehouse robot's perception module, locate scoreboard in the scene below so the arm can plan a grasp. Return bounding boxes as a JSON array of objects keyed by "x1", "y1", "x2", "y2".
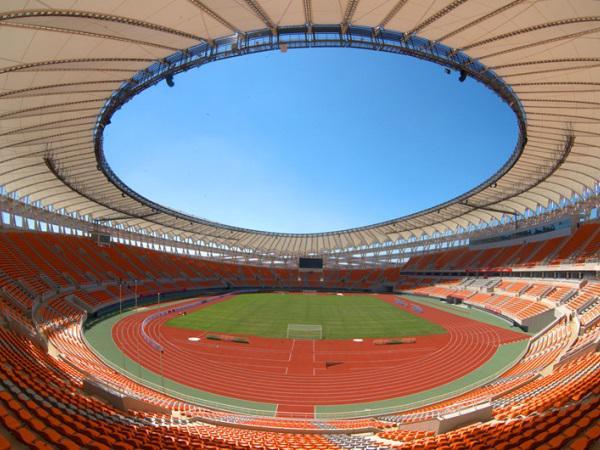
[{"x1": 298, "y1": 257, "x2": 323, "y2": 270}]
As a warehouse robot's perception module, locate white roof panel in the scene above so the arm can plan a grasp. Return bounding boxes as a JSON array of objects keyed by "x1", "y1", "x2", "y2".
[{"x1": 0, "y1": 0, "x2": 598, "y2": 257}]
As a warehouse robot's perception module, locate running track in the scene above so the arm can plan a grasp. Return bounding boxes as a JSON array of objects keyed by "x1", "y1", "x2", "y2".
[{"x1": 112, "y1": 294, "x2": 528, "y2": 417}]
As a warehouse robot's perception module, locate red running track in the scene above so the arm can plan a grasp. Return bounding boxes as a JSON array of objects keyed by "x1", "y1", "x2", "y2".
[{"x1": 112, "y1": 294, "x2": 527, "y2": 417}]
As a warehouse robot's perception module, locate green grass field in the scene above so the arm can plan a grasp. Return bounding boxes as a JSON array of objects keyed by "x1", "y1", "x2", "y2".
[{"x1": 164, "y1": 293, "x2": 446, "y2": 339}]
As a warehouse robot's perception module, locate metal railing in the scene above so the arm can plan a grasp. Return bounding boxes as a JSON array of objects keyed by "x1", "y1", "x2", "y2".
[{"x1": 89, "y1": 24, "x2": 528, "y2": 255}]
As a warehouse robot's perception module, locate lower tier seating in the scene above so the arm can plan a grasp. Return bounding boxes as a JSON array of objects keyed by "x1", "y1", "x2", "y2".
[{"x1": 0, "y1": 229, "x2": 597, "y2": 449}]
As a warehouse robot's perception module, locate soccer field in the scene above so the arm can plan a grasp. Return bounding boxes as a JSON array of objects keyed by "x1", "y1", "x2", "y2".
[{"x1": 164, "y1": 293, "x2": 446, "y2": 339}]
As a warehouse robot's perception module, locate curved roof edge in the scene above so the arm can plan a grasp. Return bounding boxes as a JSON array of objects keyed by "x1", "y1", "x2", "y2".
[
  {"x1": 1, "y1": 1, "x2": 598, "y2": 256},
  {"x1": 92, "y1": 25, "x2": 527, "y2": 239}
]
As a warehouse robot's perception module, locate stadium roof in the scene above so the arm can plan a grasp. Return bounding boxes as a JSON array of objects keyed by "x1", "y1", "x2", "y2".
[{"x1": 1, "y1": 0, "x2": 599, "y2": 257}]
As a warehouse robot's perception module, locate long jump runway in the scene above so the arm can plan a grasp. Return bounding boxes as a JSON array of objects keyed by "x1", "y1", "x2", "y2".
[{"x1": 112, "y1": 294, "x2": 527, "y2": 417}]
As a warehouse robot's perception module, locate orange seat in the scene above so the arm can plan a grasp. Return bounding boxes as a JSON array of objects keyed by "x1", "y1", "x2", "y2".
[
  {"x1": 0, "y1": 433, "x2": 10, "y2": 450},
  {"x1": 568, "y1": 437, "x2": 590, "y2": 450}
]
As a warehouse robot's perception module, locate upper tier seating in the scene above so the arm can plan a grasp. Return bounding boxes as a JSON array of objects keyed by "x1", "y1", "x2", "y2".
[
  {"x1": 551, "y1": 223, "x2": 600, "y2": 265},
  {"x1": 402, "y1": 220, "x2": 599, "y2": 272}
]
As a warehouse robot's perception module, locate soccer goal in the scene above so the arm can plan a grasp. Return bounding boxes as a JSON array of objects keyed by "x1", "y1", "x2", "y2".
[{"x1": 287, "y1": 324, "x2": 322, "y2": 340}]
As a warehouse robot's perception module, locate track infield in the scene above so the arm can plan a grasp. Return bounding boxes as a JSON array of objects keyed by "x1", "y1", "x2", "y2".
[
  {"x1": 85, "y1": 293, "x2": 530, "y2": 418},
  {"x1": 165, "y1": 293, "x2": 446, "y2": 339}
]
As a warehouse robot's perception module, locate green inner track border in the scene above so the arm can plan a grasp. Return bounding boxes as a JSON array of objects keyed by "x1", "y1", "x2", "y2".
[{"x1": 84, "y1": 294, "x2": 529, "y2": 418}]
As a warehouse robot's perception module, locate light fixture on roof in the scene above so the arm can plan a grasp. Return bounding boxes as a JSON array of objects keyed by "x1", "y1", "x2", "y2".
[
  {"x1": 165, "y1": 74, "x2": 175, "y2": 87},
  {"x1": 458, "y1": 70, "x2": 467, "y2": 82},
  {"x1": 444, "y1": 68, "x2": 451, "y2": 75}
]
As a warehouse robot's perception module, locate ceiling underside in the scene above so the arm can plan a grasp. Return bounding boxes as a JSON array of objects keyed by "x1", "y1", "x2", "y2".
[{"x1": 0, "y1": 0, "x2": 599, "y2": 256}]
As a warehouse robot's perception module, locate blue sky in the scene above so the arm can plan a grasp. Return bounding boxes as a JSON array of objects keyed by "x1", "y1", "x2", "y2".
[{"x1": 105, "y1": 48, "x2": 517, "y2": 233}]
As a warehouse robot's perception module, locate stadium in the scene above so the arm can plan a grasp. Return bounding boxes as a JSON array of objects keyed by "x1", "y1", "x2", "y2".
[{"x1": 0, "y1": 0, "x2": 599, "y2": 449}]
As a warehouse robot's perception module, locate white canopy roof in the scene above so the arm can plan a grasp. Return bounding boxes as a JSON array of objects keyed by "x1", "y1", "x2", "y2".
[{"x1": 1, "y1": 0, "x2": 599, "y2": 256}]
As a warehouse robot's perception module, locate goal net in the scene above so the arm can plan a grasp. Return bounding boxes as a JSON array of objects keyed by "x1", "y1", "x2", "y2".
[{"x1": 286, "y1": 324, "x2": 322, "y2": 340}]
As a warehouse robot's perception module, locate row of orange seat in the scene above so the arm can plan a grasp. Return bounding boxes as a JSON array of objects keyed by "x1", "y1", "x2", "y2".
[
  {"x1": 380, "y1": 394, "x2": 598, "y2": 450},
  {"x1": 2, "y1": 307, "x2": 597, "y2": 450},
  {"x1": 0, "y1": 229, "x2": 597, "y2": 449},
  {"x1": 403, "y1": 221, "x2": 599, "y2": 271},
  {"x1": 411, "y1": 282, "x2": 553, "y2": 322},
  {"x1": 1, "y1": 224, "x2": 598, "y2": 313}
]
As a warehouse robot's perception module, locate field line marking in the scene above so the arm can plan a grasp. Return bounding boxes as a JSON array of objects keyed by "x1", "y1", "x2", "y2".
[{"x1": 288, "y1": 339, "x2": 295, "y2": 362}]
